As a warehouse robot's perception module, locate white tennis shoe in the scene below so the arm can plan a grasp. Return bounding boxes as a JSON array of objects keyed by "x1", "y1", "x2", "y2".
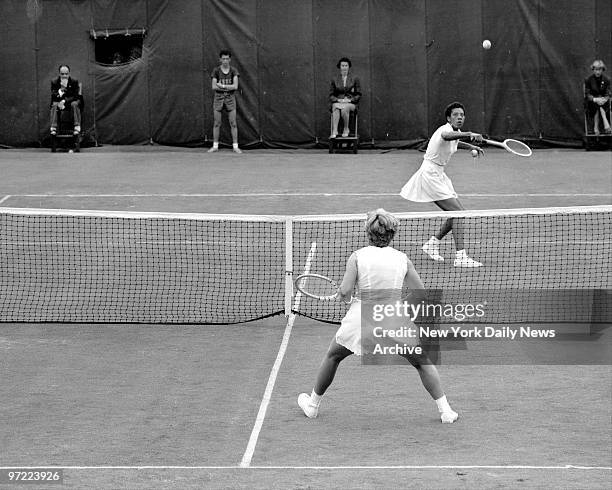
[
  {"x1": 453, "y1": 250, "x2": 482, "y2": 268},
  {"x1": 422, "y1": 237, "x2": 444, "y2": 262},
  {"x1": 440, "y1": 410, "x2": 459, "y2": 424},
  {"x1": 298, "y1": 393, "x2": 319, "y2": 418}
]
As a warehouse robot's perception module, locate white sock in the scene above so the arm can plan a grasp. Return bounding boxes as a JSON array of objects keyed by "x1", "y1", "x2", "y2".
[
  {"x1": 435, "y1": 395, "x2": 452, "y2": 413},
  {"x1": 456, "y1": 249, "x2": 467, "y2": 257},
  {"x1": 310, "y1": 390, "x2": 322, "y2": 407},
  {"x1": 212, "y1": 142, "x2": 219, "y2": 149},
  {"x1": 233, "y1": 142, "x2": 239, "y2": 149},
  {"x1": 429, "y1": 236, "x2": 441, "y2": 244}
]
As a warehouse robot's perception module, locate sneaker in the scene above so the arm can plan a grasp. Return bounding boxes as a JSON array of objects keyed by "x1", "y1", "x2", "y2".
[
  {"x1": 342, "y1": 130, "x2": 349, "y2": 137},
  {"x1": 73, "y1": 125, "x2": 81, "y2": 134},
  {"x1": 422, "y1": 238, "x2": 444, "y2": 262},
  {"x1": 453, "y1": 250, "x2": 482, "y2": 268},
  {"x1": 207, "y1": 147, "x2": 218, "y2": 153},
  {"x1": 233, "y1": 147, "x2": 242, "y2": 154},
  {"x1": 50, "y1": 128, "x2": 57, "y2": 135},
  {"x1": 330, "y1": 133, "x2": 337, "y2": 139},
  {"x1": 440, "y1": 410, "x2": 458, "y2": 424},
  {"x1": 297, "y1": 393, "x2": 319, "y2": 418}
]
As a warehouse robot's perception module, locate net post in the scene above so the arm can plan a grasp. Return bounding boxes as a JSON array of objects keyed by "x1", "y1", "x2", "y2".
[{"x1": 284, "y1": 217, "x2": 293, "y2": 317}]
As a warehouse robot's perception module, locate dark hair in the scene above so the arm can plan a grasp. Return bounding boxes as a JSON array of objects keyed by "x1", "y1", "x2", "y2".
[
  {"x1": 58, "y1": 64, "x2": 70, "y2": 72},
  {"x1": 219, "y1": 50, "x2": 231, "y2": 58},
  {"x1": 365, "y1": 208, "x2": 398, "y2": 247},
  {"x1": 444, "y1": 101, "x2": 465, "y2": 119},
  {"x1": 336, "y1": 57, "x2": 352, "y2": 69}
]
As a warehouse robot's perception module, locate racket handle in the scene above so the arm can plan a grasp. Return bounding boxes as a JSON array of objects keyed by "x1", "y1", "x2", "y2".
[{"x1": 483, "y1": 138, "x2": 505, "y2": 148}]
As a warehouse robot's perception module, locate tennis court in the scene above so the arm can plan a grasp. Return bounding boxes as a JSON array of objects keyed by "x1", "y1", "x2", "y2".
[{"x1": 1, "y1": 146, "x2": 611, "y2": 489}]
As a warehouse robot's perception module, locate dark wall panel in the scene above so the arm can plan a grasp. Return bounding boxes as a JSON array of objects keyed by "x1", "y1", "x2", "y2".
[
  {"x1": 89, "y1": 0, "x2": 150, "y2": 144},
  {"x1": 0, "y1": 0, "x2": 607, "y2": 147},
  {"x1": 36, "y1": 0, "x2": 91, "y2": 141},
  {"x1": 0, "y1": 1, "x2": 38, "y2": 145},
  {"x1": 482, "y1": 0, "x2": 540, "y2": 138},
  {"x1": 203, "y1": 0, "x2": 260, "y2": 146},
  {"x1": 91, "y1": 0, "x2": 147, "y2": 27},
  {"x1": 258, "y1": 0, "x2": 315, "y2": 145},
  {"x1": 370, "y1": 0, "x2": 428, "y2": 143},
  {"x1": 539, "y1": 0, "x2": 592, "y2": 140},
  {"x1": 313, "y1": 0, "x2": 371, "y2": 141},
  {"x1": 426, "y1": 0, "x2": 484, "y2": 136},
  {"x1": 149, "y1": 0, "x2": 205, "y2": 145}
]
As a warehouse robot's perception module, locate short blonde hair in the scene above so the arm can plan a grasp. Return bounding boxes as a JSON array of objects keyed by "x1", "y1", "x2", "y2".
[
  {"x1": 365, "y1": 208, "x2": 399, "y2": 247},
  {"x1": 591, "y1": 59, "x2": 606, "y2": 71}
]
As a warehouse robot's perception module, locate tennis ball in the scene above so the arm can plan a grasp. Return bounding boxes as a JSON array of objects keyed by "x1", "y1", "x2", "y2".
[
  {"x1": 471, "y1": 149, "x2": 478, "y2": 158},
  {"x1": 482, "y1": 39, "x2": 492, "y2": 50}
]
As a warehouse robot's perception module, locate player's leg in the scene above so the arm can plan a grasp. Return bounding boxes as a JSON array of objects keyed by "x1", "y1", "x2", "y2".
[
  {"x1": 585, "y1": 101, "x2": 597, "y2": 134},
  {"x1": 70, "y1": 100, "x2": 81, "y2": 134},
  {"x1": 340, "y1": 105, "x2": 353, "y2": 137},
  {"x1": 431, "y1": 197, "x2": 482, "y2": 267},
  {"x1": 331, "y1": 103, "x2": 341, "y2": 137},
  {"x1": 228, "y1": 108, "x2": 241, "y2": 153},
  {"x1": 421, "y1": 197, "x2": 461, "y2": 262},
  {"x1": 600, "y1": 106, "x2": 611, "y2": 133},
  {"x1": 298, "y1": 339, "x2": 353, "y2": 418},
  {"x1": 50, "y1": 102, "x2": 59, "y2": 134},
  {"x1": 401, "y1": 351, "x2": 458, "y2": 423},
  {"x1": 208, "y1": 109, "x2": 222, "y2": 152}
]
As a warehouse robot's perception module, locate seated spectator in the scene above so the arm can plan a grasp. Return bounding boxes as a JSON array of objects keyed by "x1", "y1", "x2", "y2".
[
  {"x1": 50, "y1": 64, "x2": 82, "y2": 136},
  {"x1": 329, "y1": 57, "x2": 361, "y2": 138},
  {"x1": 584, "y1": 59, "x2": 611, "y2": 134}
]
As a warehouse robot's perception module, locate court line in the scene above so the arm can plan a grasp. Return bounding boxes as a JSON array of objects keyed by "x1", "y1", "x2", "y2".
[
  {"x1": 239, "y1": 241, "x2": 318, "y2": 468},
  {"x1": 3, "y1": 193, "x2": 611, "y2": 198},
  {"x1": 0, "y1": 195, "x2": 11, "y2": 204},
  {"x1": 0, "y1": 465, "x2": 609, "y2": 470}
]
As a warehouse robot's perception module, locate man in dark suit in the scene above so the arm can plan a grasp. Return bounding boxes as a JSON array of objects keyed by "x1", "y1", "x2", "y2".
[{"x1": 50, "y1": 64, "x2": 82, "y2": 135}]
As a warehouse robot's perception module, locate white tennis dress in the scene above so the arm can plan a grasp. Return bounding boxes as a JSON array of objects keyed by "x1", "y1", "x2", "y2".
[
  {"x1": 400, "y1": 122, "x2": 459, "y2": 202},
  {"x1": 335, "y1": 246, "x2": 408, "y2": 355}
]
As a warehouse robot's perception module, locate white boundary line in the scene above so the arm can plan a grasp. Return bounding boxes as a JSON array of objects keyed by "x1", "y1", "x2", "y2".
[
  {"x1": 0, "y1": 195, "x2": 11, "y2": 204},
  {"x1": 1, "y1": 192, "x2": 611, "y2": 198},
  {"x1": 239, "y1": 242, "x2": 318, "y2": 468},
  {"x1": 0, "y1": 465, "x2": 609, "y2": 470}
]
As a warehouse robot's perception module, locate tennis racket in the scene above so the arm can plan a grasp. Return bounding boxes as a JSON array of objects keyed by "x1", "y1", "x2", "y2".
[
  {"x1": 484, "y1": 138, "x2": 532, "y2": 157},
  {"x1": 294, "y1": 273, "x2": 348, "y2": 302}
]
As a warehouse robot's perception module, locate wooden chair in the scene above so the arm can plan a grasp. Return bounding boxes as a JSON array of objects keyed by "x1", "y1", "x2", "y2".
[
  {"x1": 51, "y1": 82, "x2": 83, "y2": 153},
  {"x1": 329, "y1": 109, "x2": 359, "y2": 154},
  {"x1": 583, "y1": 93, "x2": 611, "y2": 151}
]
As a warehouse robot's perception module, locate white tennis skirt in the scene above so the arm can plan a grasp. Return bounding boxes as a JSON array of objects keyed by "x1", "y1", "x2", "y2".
[
  {"x1": 400, "y1": 160, "x2": 457, "y2": 202},
  {"x1": 335, "y1": 299, "x2": 419, "y2": 356},
  {"x1": 335, "y1": 300, "x2": 363, "y2": 355}
]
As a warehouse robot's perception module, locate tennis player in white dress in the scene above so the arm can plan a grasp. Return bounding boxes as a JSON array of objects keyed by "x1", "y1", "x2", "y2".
[
  {"x1": 298, "y1": 209, "x2": 458, "y2": 424},
  {"x1": 400, "y1": 102, "x2": 484, "y2": 267}
]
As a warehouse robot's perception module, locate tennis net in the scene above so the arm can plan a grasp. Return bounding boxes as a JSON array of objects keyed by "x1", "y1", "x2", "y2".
[{"x1": 1, "y1": 206, "x2": 610, "y2": 324}]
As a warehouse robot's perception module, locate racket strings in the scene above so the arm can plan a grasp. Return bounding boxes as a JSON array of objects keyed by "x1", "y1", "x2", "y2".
[
  {"x1": 297, "y1": 276, "x2": 338, "y2": 297},
  {"x1": 505, "y1": 139, "x2": 532, "y2": 156}
]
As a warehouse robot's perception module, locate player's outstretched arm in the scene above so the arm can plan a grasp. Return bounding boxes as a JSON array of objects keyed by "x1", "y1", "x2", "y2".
[{"x1": 337, "y1": 253, "x2": 357, "y2": 302}]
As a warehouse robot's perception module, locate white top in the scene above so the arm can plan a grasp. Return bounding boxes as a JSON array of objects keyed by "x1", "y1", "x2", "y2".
[
  {"x1": 423, "y1": 122, "x2": 458, "y2": 167},
  {"x1": 346, "y1": 246, "x2": 408, "y2": 293}
]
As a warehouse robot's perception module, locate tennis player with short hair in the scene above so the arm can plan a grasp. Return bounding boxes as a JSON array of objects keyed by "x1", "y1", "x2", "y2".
[
  {"x1": 400, "y1": 102, "x2": 484, "y2": 267},
  {"x1": 298, "y1": 209, "x2": 458, "y2": 424}
]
